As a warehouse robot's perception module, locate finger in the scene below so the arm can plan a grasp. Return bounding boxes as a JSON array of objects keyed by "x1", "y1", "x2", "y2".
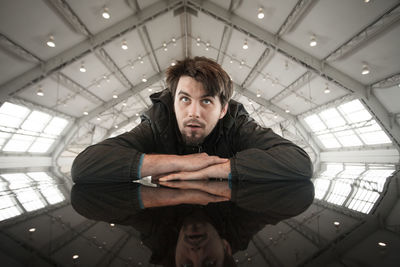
[{"x1": 211, "y1": 156, "x2": 229, "y2": 164}]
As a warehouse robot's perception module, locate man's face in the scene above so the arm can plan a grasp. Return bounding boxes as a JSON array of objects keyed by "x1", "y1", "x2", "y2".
[
  {"x1": 174, "y1": 76, "x2": 228, "y2": 146},
  {"x1": 175, "y1": 215, "x2": 231, "y2": 267}
]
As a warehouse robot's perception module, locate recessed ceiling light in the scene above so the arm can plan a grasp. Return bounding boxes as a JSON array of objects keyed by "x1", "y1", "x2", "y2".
[
  {"x1": 79, "y1": 62, "x2": 86, "y2": 73},
  {"x1": 309, "y1": 34, "x2": 317, "y2": 47},
  {"x1": 171, "y1": 61, "x2": 176, "y2": 66},
  {"x1": 96, "y1": 116, "x2": 101, "y2": 121},
  {"x1": 83, "y1": 111, "x2": 89, "y2": 115},
  {"x1": 273, "y1": 114, "x2": 278, "y2": 119},
  {"x1": 196, "y1": 37, "x2": 201, "y2": 42},
  {"x1": 36, "y1": 86, "x2": 44, "y2": 96},
  {"x1": 72, "y1": 255, "x2": 79, "y2": 260},
  {"x1": 285, "y1": 109, "x2": 290, "y2": 113},
  {"x1": 148, "y1": 88, "x2": 153, "y2": 92},
  {"x1": 110, "y1": 223, "x2": 115, "y2": 227},
  {"x1": 333, "y1": 221, "x2": 340, "y2": 226},
  {"x1": 142, "y1": 75, "x2": 147, "y2": 83},
  {"x1": 229, "y1": 58, "x2": 233, "y2": 64},
  {"x1": 257, "y1": 8, "x2": 265, "y2": 19},
  {"x1": 28, "y1": 228, "x2": 36, "y2": 232},
  {"x1": 138, "y1": 56, "x2": 144, "y2": 64},
  {"x1": 205, "y1": 42, "x2": 210, "y2": 51},
  {"x1": 114, "y1": 125, "x2": 118, "y2": 129},
  {"x1": 364, "y1": 0, "x2": 370, "y2": 3},
  {"x1": 136, "y1": 113, "x2": 139, "y2": 116},
  {"x1": 102, "y1": 7, "x2": 110, "y2": 19},
  {"x1": 122, "y1": 102, "x2": 127, "y2": 106},
  {"x1": 172, "y1": 37, "x2": 176, "y2": 42},
  {"x1": 163, "y1": 42, "x2": 168, "y2": 51},
  {"x1": 112, "y1": 94, "x2": 118, "y2": 99},
  {"x1": 378, "y1": 242, "x2": 386, "y2": 247},
  {"x1": 256, "y1": 90, "x2": 261, "y2": 98},
  {"x1": 362, "y1": 63, "x2": 370, "y2": 75},
  {"x1": 46, "y1": 35, "x2": 56, "y2": 48},
  {"x1": 242, "y1": 39, "x2": 249, "y2": 50},
  {"x1": 121, "y1": 40, "x2": 128, "y2": 50}
]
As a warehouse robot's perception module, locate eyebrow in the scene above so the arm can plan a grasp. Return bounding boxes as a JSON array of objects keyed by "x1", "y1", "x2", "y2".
[{"x1": 177, "y1": 90, "x2": 215, "y2": 99}]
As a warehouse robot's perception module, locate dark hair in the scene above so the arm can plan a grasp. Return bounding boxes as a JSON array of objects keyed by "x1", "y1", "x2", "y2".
[{"x1": 165, "y1": 57, "x2": 233, "y2": 107}]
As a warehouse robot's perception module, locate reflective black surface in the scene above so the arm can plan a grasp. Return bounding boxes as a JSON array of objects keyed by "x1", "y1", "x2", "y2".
[{"x1": 71, "y1": 179, "x2": 314, "y2": 266}]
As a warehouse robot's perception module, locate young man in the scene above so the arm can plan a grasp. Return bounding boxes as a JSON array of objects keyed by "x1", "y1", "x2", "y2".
[{"x1": 71, "y1": 57, "x2": 313, "y2": 184}]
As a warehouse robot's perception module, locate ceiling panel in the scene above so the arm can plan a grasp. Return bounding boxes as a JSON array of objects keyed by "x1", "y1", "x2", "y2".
[
  {"x1": 233, "y1": 0, "x2": 298, "y2": 34},
  {"x1": 330, "y1": 25, "x2": 400, "y2": 85},
  {"x1": 282, "y1": 0, "x2": 399, "y2": 60},
  {"x1": 66, "y1": 0, "x2": 134, "y2": 35},
  {"x1": 0, "y1": 48, "x2": 37, "y2": 85},
  {"x1": 0, "y1": 0, "x2": 85, "y2": 61}
]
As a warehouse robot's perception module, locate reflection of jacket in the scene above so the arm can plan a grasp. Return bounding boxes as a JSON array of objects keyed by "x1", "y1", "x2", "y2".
[
  {"x1": 71, "y1": 89, "x2": 313, "y2": 183},
  {"x1": 71, "y1": 180, "x2": 314, "y2": 264}
]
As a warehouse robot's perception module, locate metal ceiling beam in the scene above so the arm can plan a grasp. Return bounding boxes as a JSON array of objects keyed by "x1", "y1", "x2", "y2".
[
  {"x1": 270, "y1": 71, "x2": 315, "y2": 103},
  {"x1": 371, "y1": 72, "x2": 400, "y2": 89},
  {"x1": 46, "y1": 218, "x2": 98, "y2": 255},
  {"x1": 277, "y1": 0, "x2": 317, "y2": 36},
  {"x1": 252, "y1": 234, "x2": 284, "y2": 267},
  {"x1": 96, "y1": 231, "x2": 134, "y2": 267},
  {"x1": 139, "y1": 25, "x2": 162, "y2": 73},
  {"x1": 0, "y1": 33, "x2": 41, "y2": 63},
  {"x1": 284, "y1": 218, "x2": 329, "y2": 248},
  {"x1": 188, "y1": 0, "x2": 400, "y2": 150},
  {"x1": 52, "y1": 72, "x2": 104, "y2": 105},
  {"x1": 325, "y1": 3, "x2": 400, "y2": 62},
  {"x1": 216, "y1": 25, "x2": 232, "y2": 64},
  {"x1": 234, "y1": 82, "x2": 321, "y2": 158},
  {"x1": 0, "y1": 229, "x2": 68, "y2": 267},
  {"x1": 241, "y1": 47, "x2": 271, "y2": 88},
  {"x1": 51, "y1": 73, "x2": 163, "y2": 166},
  {"x1": 45, "y1": 0, "x2": 91, "y2": 36},
  {"x1": 0, "y1": 0, "x2": 182, "y2": 104}
]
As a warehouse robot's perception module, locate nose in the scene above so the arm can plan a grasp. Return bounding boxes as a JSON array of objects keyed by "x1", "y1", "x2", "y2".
[{"x1": 188, "y1": 101, "x2": 200, "y2": 118}]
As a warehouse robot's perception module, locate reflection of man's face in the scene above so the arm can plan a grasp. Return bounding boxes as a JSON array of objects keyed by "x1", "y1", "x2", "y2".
[
  {"x1": 174, "y1": 76, "x2": 228, "y2": 146},
  {"x1": 175, "y1": 214, "x2": 231, "y2": 267}
]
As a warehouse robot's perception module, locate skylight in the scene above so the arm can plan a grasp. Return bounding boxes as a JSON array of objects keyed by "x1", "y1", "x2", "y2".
[
  {"x1": 0, "y1": 102, "x2": 69, "y2": 153},
  {"x1": 313, "y1": 163, "x2": 395, "y2": 214},
  {"x1": 0, "y1": 172, "x2": 65, "y2": 222},
  {"x1": 303, "y1": 99, "x2": 392, "y2": 149}
]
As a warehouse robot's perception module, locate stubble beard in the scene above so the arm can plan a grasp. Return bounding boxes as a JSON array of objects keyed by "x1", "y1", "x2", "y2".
[{"x1": 181, "y1": 129, "x2": 205, "y2": 146}]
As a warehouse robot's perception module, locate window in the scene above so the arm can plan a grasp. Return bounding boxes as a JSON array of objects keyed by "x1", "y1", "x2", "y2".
[
  {"x1": 303, "y1": 99, "x2": 392, "y2": 149},
  {"x1": 0, "y1": 102, "x2": 69, "y2": 153},
  {"x1": 0, "y1": 172, "x2": 65, "y2": 222},
  {"x1": 313, "y1": 163, "x2": 395, "y2": 214}
]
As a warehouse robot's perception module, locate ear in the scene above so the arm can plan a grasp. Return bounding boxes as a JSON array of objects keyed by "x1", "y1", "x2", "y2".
[
  {"x1": 222, "y1": 239, "x2": 232, "y2": 256},
  {"x1": 219, "y1": 103, "x2": 228, "y2": 119}
]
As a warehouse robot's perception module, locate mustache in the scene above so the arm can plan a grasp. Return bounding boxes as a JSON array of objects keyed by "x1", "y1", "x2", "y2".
[{"x1": 184, "y1": 119, "x2": 205, "y2": 128}]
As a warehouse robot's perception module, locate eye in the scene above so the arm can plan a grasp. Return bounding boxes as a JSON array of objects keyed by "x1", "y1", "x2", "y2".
[
  {"x1": 180, "y1": 97, "x2": 190, "y2": 102},
  {"x1": 202, "y1": 99, "x2": 212, "y2": 104}
]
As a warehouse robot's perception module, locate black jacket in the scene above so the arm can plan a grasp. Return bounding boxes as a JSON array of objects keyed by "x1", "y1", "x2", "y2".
[{"x1": 71, "y1": 89, "x2": 313, "y2": 183}]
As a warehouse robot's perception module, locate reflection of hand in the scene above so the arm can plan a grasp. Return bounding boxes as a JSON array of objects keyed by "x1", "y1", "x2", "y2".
[
  {"x1": 177, "y1": 189, "x2": 229, "y2": 205},
  {"x1": 159, "y1": 180, "x2": 231, "y2": 199},
  {"x1": 158, "y1": 161, "x2": 231, "y2": 181},
  {"x1": 140, "y1": 186, "x2": 228, "y2": 208}
]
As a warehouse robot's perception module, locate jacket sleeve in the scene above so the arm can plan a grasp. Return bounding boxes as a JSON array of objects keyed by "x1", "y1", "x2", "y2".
[
  {"x1": 71, "y1": 120, "x2": 155, "y2": 183},
  {"x1": 229, "y1": 107, "x2": 313, "y2": 183}
]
